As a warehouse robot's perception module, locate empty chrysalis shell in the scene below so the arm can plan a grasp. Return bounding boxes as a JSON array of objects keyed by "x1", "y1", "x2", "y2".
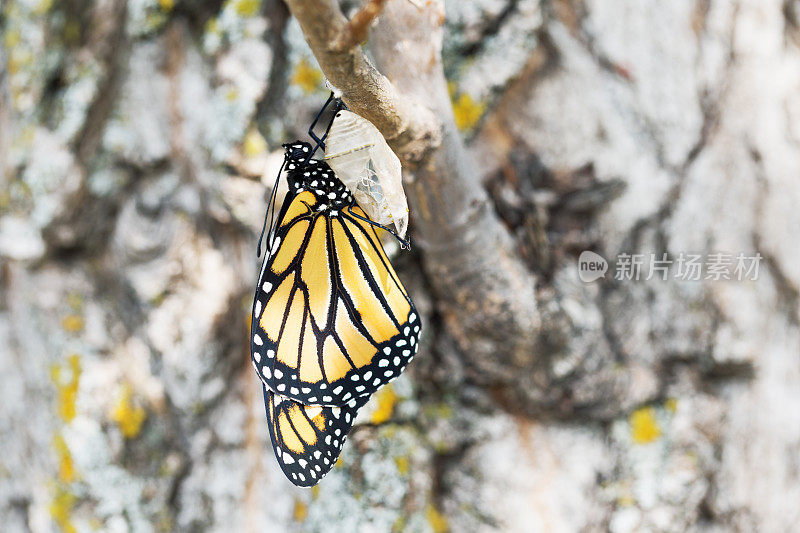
[{"x1": 324, "y1": 110, "x2": 409, "y2": 238}]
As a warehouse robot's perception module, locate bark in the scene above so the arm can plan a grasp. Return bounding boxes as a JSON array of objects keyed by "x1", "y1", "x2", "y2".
[{"x1": 1, "y1": 0, "x2": 799, "y2": 532}]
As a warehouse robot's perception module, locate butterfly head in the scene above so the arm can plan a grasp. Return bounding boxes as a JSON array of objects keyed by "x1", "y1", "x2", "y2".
[{"x1": 283, "y1": 141, "x2": 314, "y2": 167}]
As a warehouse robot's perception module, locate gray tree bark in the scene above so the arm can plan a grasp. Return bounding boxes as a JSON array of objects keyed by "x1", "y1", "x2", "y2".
[{"x1": 1, "y1": 0, "x2": 798, "y2": 532}]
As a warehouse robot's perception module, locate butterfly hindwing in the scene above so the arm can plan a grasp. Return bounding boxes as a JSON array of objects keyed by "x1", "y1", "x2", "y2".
[
  {"x1": 250, "y1": 151, "x2": 421, "y2": 407},
  {"x1": 264, "y1": 385, "x2": 368, "y2": 486}
]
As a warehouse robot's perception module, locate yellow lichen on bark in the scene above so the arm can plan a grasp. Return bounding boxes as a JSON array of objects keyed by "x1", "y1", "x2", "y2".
[
  {"x1": 394, "y1": 455, "x2": 409, "y2": 476},
  {"x1": 233, "y1": 0, "x2": 261, "y2": 17},
  {"x1": 448, "y1": 83, "x2": 486, "y2": 132},
  {"x1": 243, "y1": 128, "x2": 268, "y2": 157},
  {"x1": 664, "y1": 398, "x2": 678, "y2": 413},
  {"x1": 292, "y1": 498, "x2": 308, "y2": 522},
  {"x1": 49, "y1": 484, "x2": 77, "y2": 533},
  {"x1": 61, "y1": 315, "x2": 84, "y2": 333},
  {"x1": 370, "y1": 384, "x2": 398, "y2": 424},
  {"x1": 630, "y1": 406, "x2": 662, "y2": 444},
  {"x1": 51, "y1": 354, "x2": 81, "y2": 422},
  {"x1": 291, "y1": 58, "x2": 323, "y2": 94},
  {"x1": 425, "y1": 503, "x2": 449, "y2": 533},
  {"x1": 452, "y1": 93, "x2": 486, "y2": 131},
  {"x1": 111, "y1": 384, "x2": 147, "y2": 438},
  {"x1": 53, "y1": 434, "x2": 77, "y2": 483}
]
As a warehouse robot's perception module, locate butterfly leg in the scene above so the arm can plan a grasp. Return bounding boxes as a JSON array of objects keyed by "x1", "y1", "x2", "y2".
[
  {"x1": 306, "y1": 92, "x2": 335, "y2": 158},
  {"x1": 305, "y1": 93, "x2": 349, "y2": 164},
  {"x1": 346, "y1": 199, "x2": 411, "y2": 250}
]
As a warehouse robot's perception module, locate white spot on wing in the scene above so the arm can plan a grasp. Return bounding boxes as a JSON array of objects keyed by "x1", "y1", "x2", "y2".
[{"x1": 305, "y1": 405, "x2": 323, "y2": 418}]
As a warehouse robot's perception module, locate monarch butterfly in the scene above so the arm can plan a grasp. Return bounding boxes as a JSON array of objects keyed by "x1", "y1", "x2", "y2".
[{"x1": 251, "y1": 136, "x2": 421, "y2": 485}]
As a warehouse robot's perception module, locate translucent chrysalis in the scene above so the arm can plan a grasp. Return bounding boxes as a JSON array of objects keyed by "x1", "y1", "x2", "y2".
[{"x1": 324, "y1": 110, "x2": 409, "y2": 238}]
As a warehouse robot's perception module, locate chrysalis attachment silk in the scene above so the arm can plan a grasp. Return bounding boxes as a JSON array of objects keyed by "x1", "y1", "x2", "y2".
[{"x1": 324, "y1": 110, "x2": 409, "y2": 239}]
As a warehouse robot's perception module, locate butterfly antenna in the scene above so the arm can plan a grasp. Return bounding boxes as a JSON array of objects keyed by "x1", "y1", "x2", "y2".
[
  {"x1": 257, "y1": 154, "x2": 287, "y2": 257},
  {"x1": 347, "y1": 200, "x2": 411, "y2": 250}
]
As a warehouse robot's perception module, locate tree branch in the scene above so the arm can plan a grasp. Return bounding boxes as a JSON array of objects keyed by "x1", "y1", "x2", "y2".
[
  {"x1": 332, "y1": 0, "x2": 389, "y2": 52},
  {"x1": 283, "y1": 0, "x2": 553, "y2": 412},
  {"x1": 283, "y1": 0, "x2": 440, "y2": 162}
]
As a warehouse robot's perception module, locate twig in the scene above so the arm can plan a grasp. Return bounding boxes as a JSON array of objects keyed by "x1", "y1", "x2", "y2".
[
  {"x1": 332, "y1": 0, "x2": 389, "y2": 52},
  {"x1": 283, "y1": 0, "x2": 440, "y2": 163}
]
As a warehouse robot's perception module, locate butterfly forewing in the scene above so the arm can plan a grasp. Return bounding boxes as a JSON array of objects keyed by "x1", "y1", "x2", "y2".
[{"x1": 250, "y1": 154, "x2": 421, "y2": 407}]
